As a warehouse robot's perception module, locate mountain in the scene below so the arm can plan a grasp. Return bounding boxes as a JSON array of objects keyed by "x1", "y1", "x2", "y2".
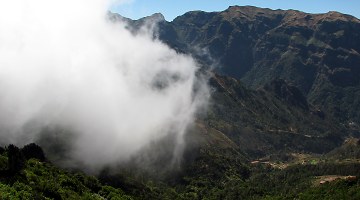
[
  {"x1": 153, "y1": 6, "x2": 360, "y2": 125},
  {"x1": 105, "y1": 4, "x2": 360, "y2": 169},
  {"x1": 101, "y1": 8, "x2": 360, "y2": 198}
]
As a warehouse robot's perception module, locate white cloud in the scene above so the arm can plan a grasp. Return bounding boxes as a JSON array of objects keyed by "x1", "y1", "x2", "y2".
[{"x1": 0, "y1": 0, "x2": 208, "y2": 171}]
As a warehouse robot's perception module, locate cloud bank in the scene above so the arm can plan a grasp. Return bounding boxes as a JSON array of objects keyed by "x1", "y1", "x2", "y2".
[{"x1": 0, "y1": 0, "x2": 208, "y2": 171}]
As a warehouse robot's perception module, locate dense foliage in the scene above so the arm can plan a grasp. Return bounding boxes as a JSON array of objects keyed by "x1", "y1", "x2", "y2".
[{"x1": 0, "y1": 144, "x2": 132, "y2": 200}]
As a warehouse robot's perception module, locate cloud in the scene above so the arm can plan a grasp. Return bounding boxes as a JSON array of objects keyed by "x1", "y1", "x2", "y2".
[{"x1": 0, "y1": 0, "x2": 208, "y2": 171}]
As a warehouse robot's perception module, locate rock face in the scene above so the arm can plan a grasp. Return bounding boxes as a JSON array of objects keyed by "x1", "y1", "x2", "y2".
[{"x1": 153, "y1": 6, "x2": 360, "y2": 124}]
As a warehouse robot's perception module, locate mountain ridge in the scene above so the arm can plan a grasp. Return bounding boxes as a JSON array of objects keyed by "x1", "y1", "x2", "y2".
[{"x1": 154, "y1": 6, "x2": 360, "y2": 124}]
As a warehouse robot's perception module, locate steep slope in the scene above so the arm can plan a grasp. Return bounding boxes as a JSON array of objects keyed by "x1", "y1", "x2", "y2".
[{"x1": 206, "y1": 73, "x2": 346, "y2": 157}]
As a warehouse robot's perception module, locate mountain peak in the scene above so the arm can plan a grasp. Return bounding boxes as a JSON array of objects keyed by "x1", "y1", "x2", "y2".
[
  {"x1": 149, "y1": 13, "x2": 166, "y2": 21},
  {"x1": 139, "y1": 12, "x2": 166, "y2": 22}
]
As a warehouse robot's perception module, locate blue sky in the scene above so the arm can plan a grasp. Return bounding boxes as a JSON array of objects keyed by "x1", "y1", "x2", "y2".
[{"x1": 111, "y1": 0, "x2": 360, "y2": 21}]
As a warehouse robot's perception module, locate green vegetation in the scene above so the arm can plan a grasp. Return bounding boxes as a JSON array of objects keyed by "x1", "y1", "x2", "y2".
[
  {"x1": 0, "y1": 144, "x2": 132, "y2": 200},
  {"x1": 95, "y1": 129, "x2": 360, "y2": 199},
  {"x1": 0, "y1": 135, "x2": 358, "y2": 200},
  {"x1": 1, "y1": 137, "x2": 358, "y2": 199},
  {"x1": 100, "y1": 155, "x2": 360, "y2": 199}
]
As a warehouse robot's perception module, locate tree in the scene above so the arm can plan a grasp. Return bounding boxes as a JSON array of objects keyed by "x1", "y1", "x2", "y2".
[
  {"x1": 7, "y1": 144, "x2": 25, "y2": 175},
  {"x1": 21, "y1": 143, "x2": 46, "y2": 162}
]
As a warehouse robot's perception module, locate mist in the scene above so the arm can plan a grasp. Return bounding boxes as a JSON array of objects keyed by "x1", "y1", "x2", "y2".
[{"x1": 0, "y1": 0, "x2": 208, "y2": 171}]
